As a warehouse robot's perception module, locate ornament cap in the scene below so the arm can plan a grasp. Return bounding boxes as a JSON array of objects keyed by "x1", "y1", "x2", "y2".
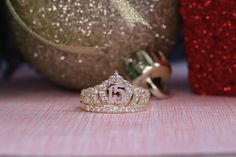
[{"x1": 125, "y1": 50, "x2": 171, "y2": 99}]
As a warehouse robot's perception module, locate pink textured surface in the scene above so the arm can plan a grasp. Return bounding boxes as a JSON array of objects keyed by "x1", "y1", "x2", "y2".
[{"x1": 0, "y1": 63, "x2": 236, "y2": 156}]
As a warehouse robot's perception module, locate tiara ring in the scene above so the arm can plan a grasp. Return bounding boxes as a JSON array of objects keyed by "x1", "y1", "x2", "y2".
[{"x1": 80, "y1": 71, "x2": 150, "y2": 113}]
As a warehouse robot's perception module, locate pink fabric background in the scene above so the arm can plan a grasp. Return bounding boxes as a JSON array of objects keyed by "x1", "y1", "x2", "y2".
[{"x1": 0, "y1": 62, "x2": 236, "y2": 157}]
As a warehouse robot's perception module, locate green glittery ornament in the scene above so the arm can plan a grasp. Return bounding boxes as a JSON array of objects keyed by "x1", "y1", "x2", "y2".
[{"x1": 6, "y1": 0, "x2": 179, "y2": 89}]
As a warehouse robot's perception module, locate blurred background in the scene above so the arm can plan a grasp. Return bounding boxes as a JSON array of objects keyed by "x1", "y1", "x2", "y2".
[{"x1": 2, "y1": 0, "x2": 235, "y2": 97}]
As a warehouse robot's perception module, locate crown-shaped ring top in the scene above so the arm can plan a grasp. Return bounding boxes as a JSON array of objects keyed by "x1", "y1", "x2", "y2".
[{"x1": 80, "y1": 71, "x2": 150, "y2": 113}]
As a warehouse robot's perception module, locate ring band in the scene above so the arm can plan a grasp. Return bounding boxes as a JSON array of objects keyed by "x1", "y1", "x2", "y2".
[{"x1": 80, "y1": 71, "x2": 150, "y2": 113}]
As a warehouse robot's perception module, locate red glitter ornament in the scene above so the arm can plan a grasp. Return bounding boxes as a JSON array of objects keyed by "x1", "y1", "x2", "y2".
[{"x1": 180, "y1": 0, "x2": 236, "y2": 96}]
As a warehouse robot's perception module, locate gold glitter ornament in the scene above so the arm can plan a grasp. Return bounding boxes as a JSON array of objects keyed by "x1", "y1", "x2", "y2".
[{"x1": 6, "y1": 0, "x2": 179, "y2": 89}]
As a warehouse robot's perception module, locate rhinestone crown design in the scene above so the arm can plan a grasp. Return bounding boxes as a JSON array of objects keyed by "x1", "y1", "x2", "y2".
[{"x1": 80, "y1": 71, "x2": 150, "y2": 113}]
